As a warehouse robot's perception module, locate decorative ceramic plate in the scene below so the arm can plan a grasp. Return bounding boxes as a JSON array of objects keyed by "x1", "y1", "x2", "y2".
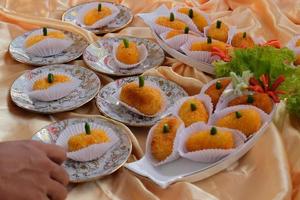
[
  {"x1": 96, "y1": 76, "x2": 188, "y2": 127},
  {"x1": 10, "y1": 64, "x2": 100, "y2": 114},
  {"x1": 83, "y1": 37, "x2": 165, "y2": 76},
  {"x1": 32, "y1": 117, "x2": 132, "y2": 182},
  {"x1": 9, "y1": 29, "x2": 89, "y2": 66},
  {"x1": 62, "y1": 1, "x2": 133, "y2": 35}
]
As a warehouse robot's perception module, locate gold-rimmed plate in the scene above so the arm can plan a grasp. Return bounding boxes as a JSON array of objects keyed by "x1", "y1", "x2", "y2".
[
  {"x1": 32, "y1": 117, "x2": 132, "y2": 183},
  {"x1": 62, "y1": 1, "x2": 133, "y2": 35}
]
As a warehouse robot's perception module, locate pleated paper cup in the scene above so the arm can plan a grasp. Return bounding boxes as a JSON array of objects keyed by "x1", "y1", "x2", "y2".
[
  {"x1": 286, "y1": 35, "x2": 300, "y2": 54},
  {"x1": 112, "y1": 43, "x2": 148, "y2": 69},
  {"x1": 208, "y1": 105, "x2": 272, "y2": 137},
  {"x1": 76, "y1": 2, "x2": 120, "y2": 29},
  {"x1": 199, "y1": 77, "x2": 232, "y2": 109},
  {"x1": 214, "y1": 91, "x2": 276, "y2": 116},
  {"x1": 204, "y1": 25, "x2": 237, "y2": 44},
  {"x1": 145, "y1": 116, "x2": 185, "y2": 166},
  {"x1": 171, "y1": 5, "x2": 211, "y2": 34},
  {"x1": 180, "y1": 37, "x2": 220, "y2": 63},
  {"x1": 170, "y1": 94, "x2": 213, "y2": 127},
  {"x1": 27, "y1": 72, "x2": 81, "y2": 102},
  {"x1": 117, "y1": 81, "x2": 167, "y2": 117},
  {"x1": 160, "y1": 31, "x2": 199, "y2": 50},
  {"x1": 178, "y1": 122, "x2": 246, "y2": 163},
  {"x1": 24, "y1": 29, "x2": 73, "y2": 57},
  {"x1": 56, "y1": 123, "x2": 119, "y2": 162}
]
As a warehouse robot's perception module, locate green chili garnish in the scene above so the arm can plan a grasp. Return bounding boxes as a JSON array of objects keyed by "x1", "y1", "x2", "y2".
[
  {"x1": 43, "y1": 27, "x2": 47, "y2": 36},
  {"x1": 163, "y1": 124, "x2": 170, "y2": 133},
  {"x1": 210, "y1": 127, "x2": 217, "y2": 135},
  {"x1": 216, "y1": 20, "x2": 222, "y2": 29},
  {"x1": 123, "y1": 38, "x2": 129, "y2": 48},
  {"x1": 138, "y1": 76, "x2": 144, "y2": 87},
  {"x1": 85, "y1": 123, "x2": 91, "y2": 135},
  {"x1": 170, "y1": 12, "x2": 175, "y2": 22},
  {"x1": 47, "y1": 73, "x2": 54, "y2": 83},
  {"x1": 188, "y1": 9, "x2": 194, "y2": 19},
  {"x1": 190, "y1": 103, "x2": 197, "y2": 111},
  {"x1": 216, "y1": 81, "x2": 222, "y2": 89},
  {"x1": 247, "y1": 95, "x2": 254, "y2": 103},
  {"x1": 235, "y1": 111, "x2": 242, "y2": 119},
  {"x1": 184, "y1": 26, "x2": 189, "y2": 34}
]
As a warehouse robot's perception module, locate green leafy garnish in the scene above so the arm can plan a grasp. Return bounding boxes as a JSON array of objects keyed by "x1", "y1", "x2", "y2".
[
  {"x1": 43, "y1": 27, "x2": 47, "y2": 36},
  {"x1": 188, "y1": 9, "x2": 194, "y2": 18},
  {"x1": 235, "y1": 111, "x2": 242, "y2": 119},
  {"x1": 216, "y1": 20, "x2": 222, "y2": 29},
  {"x1": 85, "y1": 123, "x2": 91, "y2": 135},
  {"x1": 47, "y1": 73, "x2": 54, "y2": 83},
  {"x1": 170, "y1": 12, "x2": 175, "y2": 22},
  {"x1": 138, "y1": 76, "x2": 144, "y2": 87},
  {"x1": 163, "y1": 124, "x2": 170, "y2": 133},
  {"x1": 98, "y1": 3, "x2": 102, "y2": 11},
  {"x1": 123, "y1": 38, "x2": 129, "y2": 48},
  {"x1": 190, "y1": 103, "x2": 197, "y2": 111},
  {"x1": 210, "y1": 127, "x2": 217, "y2": 135}
]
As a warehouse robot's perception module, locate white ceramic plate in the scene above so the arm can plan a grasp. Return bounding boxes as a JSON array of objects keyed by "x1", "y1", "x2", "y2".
[
  {"x1": 32, "y1": 117, "x2": 132, "y2": 182},
  {"x1": 96, "y1": 76, "x2": 188, "y2": 127},
  {"x1": 62, "y1": 1, "x2": 133, "y2": 35},
  {"x1": 83, "y1": 37, "x2": 165, "y2": 76},
  {"x1": 9, "y1": 29, "x2": 89, "y2": 66},
  {"x1": 10, "y1": 64, "x2": 100, "y2": 114}
]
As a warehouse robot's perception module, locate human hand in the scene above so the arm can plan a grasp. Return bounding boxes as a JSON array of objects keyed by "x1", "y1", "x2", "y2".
[{"x1": 0, "y1": 140, "x2": 69, "y2": 200}]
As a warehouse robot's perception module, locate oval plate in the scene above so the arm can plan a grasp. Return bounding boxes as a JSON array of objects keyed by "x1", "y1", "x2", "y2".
[
  {"x1": 32, "y1": 117, "x2": 132, "y2": 182},
  {"x1": 84, "y1": 37, "x2": 165, "y2": 76},
  {"x1": 10, "y1": 64, "x2": 100, "y2": 114},
  {"x1": 96, "y1": 76, "x2": 188, "y2": 127},
  {"x1": 62, "y1": 1, "x2": 133, "y2": 35},
  {"x1": 9, "y1": 29, "x2": 89, "y2": 66}
]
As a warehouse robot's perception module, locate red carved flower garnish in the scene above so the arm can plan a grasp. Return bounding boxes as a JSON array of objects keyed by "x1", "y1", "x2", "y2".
[
  {"x1": 248, "y1": 74, "x2": 285, "y2": 103},
  {"x1": 211, "y1": 47, "x2": 231, "y2": 62},
  {"x1": 262, "y1": 39, "x2": 281, "y2": 49}
]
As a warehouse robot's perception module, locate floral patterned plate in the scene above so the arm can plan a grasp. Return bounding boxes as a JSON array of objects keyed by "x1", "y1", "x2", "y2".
[
  {"x1": 32, "y1": 117, "x2": 132, "y2": 182},
  {"x1": 83, "y1": 37, "x2": 165, "y2": 76},
  {"x1": 62, "y1": 1, "x2": 133, "y2": 35},
  {"x1": 9, "y1": 29, "x2": 89, "y2": 66},
  {"x1": 96, "y1": 76, "x2": 188, "y2": 127},
  {"x1": 10, "y1": 64, "x2": 100, "y2": 114}
]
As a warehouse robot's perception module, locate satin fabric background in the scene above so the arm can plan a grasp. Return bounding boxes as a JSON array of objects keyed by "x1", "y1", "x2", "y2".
[{"x1": 0, "y1": 0, "x2": 300, "y2": 199}]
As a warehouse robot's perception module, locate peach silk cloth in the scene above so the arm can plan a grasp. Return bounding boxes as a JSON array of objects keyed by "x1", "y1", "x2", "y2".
[{"x1": 0, "y1": 0, "x2": 300, "y2": 199}]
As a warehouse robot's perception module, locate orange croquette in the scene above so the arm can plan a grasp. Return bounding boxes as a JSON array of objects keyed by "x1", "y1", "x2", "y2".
[
  {"x1": 32, "y1": 74, "x2": 70, "y2": 90},
  {"x1": 116, "y1": 41, "x2": 139, "y2": 64},
  {"x1": 231, "y1": 32, "x2": 255, "y2": 48},
  {"x1": 205, "y1": 79, "x2": 231, "y2": 109},
  {"x1": 206, "y1": 21, "x2": 229, "y2": 43},
  {"x1": 155, "y1": 16, "x2": 186, "y2": 31}
]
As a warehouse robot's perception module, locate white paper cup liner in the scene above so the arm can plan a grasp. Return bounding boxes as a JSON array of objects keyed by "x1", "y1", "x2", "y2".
[
  {"x1": 160, "y1": 31, "x2": 199, "y2": 50},
  {"x1": 286, "y1": 35, "x2": 300, "y2": 54},
  {"x1": 180, "y1": 37, "x2": 221, "y2": 63},
  {"x1": 56, "y1": 123, "x2": 119, "y2": 162},
  {"x1": 24, "y1": 29, "x2": 73, "y2": 57},
  {"x1": 178, "y1": 122, "x2": 246, "y2": 163},
  {"x1": 145, "y1": 116, "x2": 185, "y2": 166},
  {"x1": 204, "y1": 25, "x2": 236, "y2": 44},
  {"x1": 199, "y1": 77, "x2": 232, "y2": 109},
  {"x1": 76, "y1": 2, "x2": 120, "y2": 29},
  {"x1": 214, "y1": 90, "x2": 276, "y2": 116},
  {"x1": 112, "y1": 43, "x2": 148, "y2": 69},
  {"x1": 117, "y1": 80, "x2": 167, "y2": 117},
  {"x1": 208, "y1": 105, "x2": 272, "y2": 137},
  {"x1": 27, "y1": 72, "x2": 81, "y2": 102},
  {"x1": 170, "y1": 94, "x2": 213, "y2": 127},
  {"x1": 171, "y1": 5, "x2": 211, "y2": 34}
]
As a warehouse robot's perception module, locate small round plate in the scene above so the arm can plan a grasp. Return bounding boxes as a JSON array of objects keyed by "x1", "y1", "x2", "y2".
[
  {"x1": 83, "y1": 37, "x2": 165, "y2": 76},
  {"x1": 96, "y1": 76, "x2": 188, "y2": 127},
  {"x1": 32, "y1": 117, "x2": 132, "y2": 183},
  {"x1": 10, "y1": 64, "x2": 100, "y2": 114},
  {"x1": 9, "y1": 29, "x2": 89, "y2": 66},
  {"x1": 62, "y1": 1, "x2": 133, "y2": 35}
]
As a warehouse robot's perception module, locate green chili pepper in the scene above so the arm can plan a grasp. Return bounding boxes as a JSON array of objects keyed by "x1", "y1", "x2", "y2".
[
  {"x1": 235, "y1": 111, "x2": 242, "y2": 119},
  {"x1": 247, "y1": 94, "x2": 254, "y2": 103},
  {"x1": 188, "y1": 9, "x2": 194, "y2": 18},
  {"x1": 170, "y1": 12, "x2": 175, "y2": 22},
  {"x1": 47, "y1": 73, "x2": 54, "y2": 83},
  {"x1": 210, "y1": 127, "x2": 217, "y2": 135},
  {"x1": 123, "y1": 38, "x2": 129, "y2": 48},
  {"x1": 85, "y1": 123, "x2": 91, "y2": 135},
  {"x1": 43, "y1": 27, "x2": 47, "y2": 36},
  {"x1": 163, "y1": 124, "x2": 170, "y2": 133},
  {"x1": 216, "y1": 81, "x2": 222, "y2": 89},
  {"x1": 190, "y1": 103, "x2": 197, "y2": 111},
  {"x1": 216, "y1": 20, "x2": 222, "y2": 29},
  {"x1": 139, "y1": 76, "x2": 144, "y2": 87},
  {"x1": 184, "y1": 26, "x2": 189, "y2": 34},
  {"x1": 98, "y1": 3, "x2": 102, "y2": 11}
]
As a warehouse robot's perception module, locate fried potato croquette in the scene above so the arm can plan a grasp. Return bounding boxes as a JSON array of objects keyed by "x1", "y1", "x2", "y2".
[
  {"x1": 83, "y1": 4, "x2": 112, "y2": 26},
  {"x1": 178, "y1": 98, "x2": 209, "y2": 127},
  {"x1": 190, "y1": 39, "x2": 227, "y2": 52},
  {"x1": 32, "y1": 74, "x2": 70, "y2": 90},
  {"x1": 231, "y1": 32, "x2": 255, "y2": 48},
  {"x1": 68, "y1": 129, "x2": 110, "y2": 152},
  {"x1": 116, "y1": 39, "x2": 139, "y2": 64},
  {"x1": 177, "y1": 8, "x2": 208, "y2": 32},
  {"x1": 228, "y1": 93, "x2": 273, "y2": 114},
  {"x1": 205, "y1": 79, "x2": 231, "y2": 109},
  {"x1": 25, "y1": 31, "x2": 65, "y2": 48},
  {"x1": 155, "y1": 13, "x2": 187, "y2": 31},
  {"x1": 215, "y1": 109, "x2": 261, "y2": 137},
  {"x1": 186, "y1": 127, "x2": 234, "y2": 151},
  {"x1": 207, "y1": 20, "x2": 229, "y2": 43},
  {"x1": 151, "y1": 116, "x2": 182, "y2": 161},
  {"x1": 119, "y1": 81, "x2": 164, "y2": 116}
]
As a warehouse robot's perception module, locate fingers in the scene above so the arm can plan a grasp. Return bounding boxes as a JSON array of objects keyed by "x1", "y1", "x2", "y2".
[
  {"x1": 31, "y1": 141, "x2": 67, "y2": 164},
  {"x1": 50, "y1": 163, "x2": 69, "y2": 186},
  {"x1": 47, "y1": 179, "x2": 68, "y2": 200}
]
